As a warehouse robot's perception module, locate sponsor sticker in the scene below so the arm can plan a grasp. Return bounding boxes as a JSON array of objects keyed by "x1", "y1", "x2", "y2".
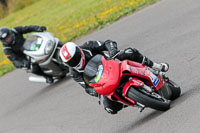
[
  {"x1": 94, "y1": 65, "x2": 104, "y2": 83},
  {"x1": 37, "y1": 38, "x2": 43, "y2": 44},
  {"x1": 149, "y1": 72, "x2": 160, "y2": 87}
]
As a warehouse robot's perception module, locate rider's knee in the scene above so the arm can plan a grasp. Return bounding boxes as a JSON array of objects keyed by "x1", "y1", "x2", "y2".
[{"x1": 124, "y1": 48, "x2": 139, "y2": 55}]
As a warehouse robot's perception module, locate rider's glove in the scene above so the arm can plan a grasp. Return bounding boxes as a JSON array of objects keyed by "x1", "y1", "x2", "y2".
[
  {"x1": 105, "y1": 40, "x2": 118, "y2": 58},
  {"x1": 85, "y1": 86, "x2": 98, "y2": 97},
  {"x1": 37, "y1": 26, "x2": 47, "y2": 32}
]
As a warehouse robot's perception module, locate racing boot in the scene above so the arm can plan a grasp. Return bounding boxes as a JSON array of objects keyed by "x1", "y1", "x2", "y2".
[
  {"x1": 142, "y1": 56, "x2": 169, "y2": 72},
  {"x1": 152, "y1": 62, "x2": 169, "y2": 72}
]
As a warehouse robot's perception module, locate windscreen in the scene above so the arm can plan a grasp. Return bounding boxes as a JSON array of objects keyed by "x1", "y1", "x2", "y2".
[
  {"x1": 23, "y1": 35, "x2": 43, "y2": 51},
  {"x1": 83, "y1": 54, "x2": 103, "y2": 85}
]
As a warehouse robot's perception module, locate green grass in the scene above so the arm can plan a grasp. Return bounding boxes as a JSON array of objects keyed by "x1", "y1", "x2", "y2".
[
  {"x1": 0, "y1": 0, "x2": 158, "y2": 76},
  {"x1": 0, "y1": 0, "x2": 40, "y2": 19},
  {"x1": 0, "y1": 64, "x2": 15, "y2": 76}
]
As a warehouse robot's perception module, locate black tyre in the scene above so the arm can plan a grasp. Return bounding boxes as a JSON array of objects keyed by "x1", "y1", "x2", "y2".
[
  {"x1": 167, "y1": 80, "x2": 181, "y2": 100},
  {"x1": 126, "y1": 87, "x2": 170, "y2": 111},
  {"x1": 59, "y1": 69, "x2": 69, "y2": 79}
]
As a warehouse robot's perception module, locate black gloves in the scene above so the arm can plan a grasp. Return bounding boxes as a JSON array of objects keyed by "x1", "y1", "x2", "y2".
[
  {"x1": 104, "y1": 40, "x2": 118, "y2": 58},
  {"x1": 85, "y1": 86, "x2": 98, "y2": 97},
  {"x1": 37, "y1": 26, "x2": 47, "y2": 32}
]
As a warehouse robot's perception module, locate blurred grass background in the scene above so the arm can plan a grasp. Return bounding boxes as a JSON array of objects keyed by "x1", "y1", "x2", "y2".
[{"x1": 0, "y1": 0, "x2": 158, "y2": 76}]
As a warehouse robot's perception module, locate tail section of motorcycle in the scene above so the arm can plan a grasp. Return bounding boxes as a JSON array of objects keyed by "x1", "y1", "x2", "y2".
[{"x1": 157, "y1": 76, "x2": 181, "y2": 100}]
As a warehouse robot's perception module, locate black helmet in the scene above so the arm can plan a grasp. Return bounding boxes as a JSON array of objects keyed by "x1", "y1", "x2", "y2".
[{"x1": 0, "y1": 27, "x2": 15, "y2": 46}]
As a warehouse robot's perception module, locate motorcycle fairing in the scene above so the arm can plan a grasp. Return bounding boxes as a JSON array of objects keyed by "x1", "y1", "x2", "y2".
[
  {"x1": 121, "y1": 60, "x2": 165, "y2": 91},
  {"x1": 88, "y1": 56, "x2": 121, "y2": 95},
  {"x1": 23, "y1": 36, "x2": 42, "y2": 51},
  {"x1": 122, "y1": 78, "x2": 144, "y2": 96},
  {"x1": 86, "y1": 55, "x2": 165, "y2": 106},
  {"x1": 23, "y1": 32, "x2": 56, "y2": 62}
]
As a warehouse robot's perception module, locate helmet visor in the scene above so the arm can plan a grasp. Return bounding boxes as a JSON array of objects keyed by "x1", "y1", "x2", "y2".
[
  {"x1": 1, "y1": 33, "x2": 14, "y2": 45},
  {"x1": 4, "y1": 35, "x2": 13, "y2": 43},
  {"x1": 66, "y1": 47, "x2": 82, "y2": 67}
]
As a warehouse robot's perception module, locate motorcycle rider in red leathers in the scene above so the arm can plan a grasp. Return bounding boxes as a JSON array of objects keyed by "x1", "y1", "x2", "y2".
[{"x1": 59, "y1": 40, "x2": 169, "y2": 114}]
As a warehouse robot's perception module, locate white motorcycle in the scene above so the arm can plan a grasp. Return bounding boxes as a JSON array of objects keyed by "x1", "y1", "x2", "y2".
[{"x1": 23, "y1": 32, "x2": 69, "y2": 83}]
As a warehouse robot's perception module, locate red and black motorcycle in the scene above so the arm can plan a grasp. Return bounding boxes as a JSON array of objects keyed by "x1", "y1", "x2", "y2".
[{"x1": 83, "y1": 54, "x2": 181, "y2": 111}]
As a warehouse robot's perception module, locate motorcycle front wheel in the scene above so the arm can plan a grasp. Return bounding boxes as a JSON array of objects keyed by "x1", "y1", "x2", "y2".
[{"x1": 126, "y1": 87, "x2": 170, "y2": 111}]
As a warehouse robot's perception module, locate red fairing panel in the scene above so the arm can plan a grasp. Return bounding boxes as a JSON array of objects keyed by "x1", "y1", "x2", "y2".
[
  {"x1": 122, "y1": 78, "x2": 144, "y2": 95},
  {"x1": 121, "y1": 78, "x2": 144, "y2": 105},
  {"x1": 144, "y1": 70, "x2": 165, "y2": 91},
  {"x1": 120, "y1": 60, "x2": 165, "y2": 91},
  {"x1": 91, "y1": 57, "x2": 121, "y2": 95}
]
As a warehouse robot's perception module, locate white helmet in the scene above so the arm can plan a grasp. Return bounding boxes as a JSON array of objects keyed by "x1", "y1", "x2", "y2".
[{"x1": 59, "y1": 42, "x2": 85, "y2": 70}]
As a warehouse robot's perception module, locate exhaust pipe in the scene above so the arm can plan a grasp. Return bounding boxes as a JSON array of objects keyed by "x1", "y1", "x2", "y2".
[{"x1": 29, "y1": 76, "x2": 46, "y2": 83}]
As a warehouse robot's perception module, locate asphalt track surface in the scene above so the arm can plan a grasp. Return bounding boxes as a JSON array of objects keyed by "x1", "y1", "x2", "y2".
[{"x1": 1, "y1": 0, "x2": 200, "y2": 132}]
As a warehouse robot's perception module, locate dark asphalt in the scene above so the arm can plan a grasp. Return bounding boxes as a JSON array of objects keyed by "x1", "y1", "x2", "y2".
[{"x1": 1, "y1": 0, "x2": 200, "y2": 132}]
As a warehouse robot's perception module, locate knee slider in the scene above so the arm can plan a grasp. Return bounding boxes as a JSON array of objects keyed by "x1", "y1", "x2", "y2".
[{"x1": 124, "y1": 48, "x2": 139, "y2": 54}]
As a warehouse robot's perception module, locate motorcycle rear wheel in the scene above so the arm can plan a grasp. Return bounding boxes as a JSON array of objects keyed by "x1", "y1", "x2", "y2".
[
  {"x1": 167, "y1": 80, "x2": 181, "y2": 100},
  {"x1": 127, "y1": 87, "x2": 170, "y2": 111}
]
